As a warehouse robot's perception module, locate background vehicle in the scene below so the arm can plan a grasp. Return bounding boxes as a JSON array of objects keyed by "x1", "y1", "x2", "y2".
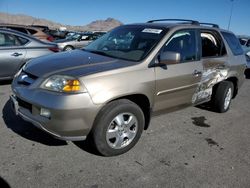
[
  {"x1": 11, "y1": 19, "x2": 245, "y2": 156},
  {"x1": 55, "y1": 32, "x2": 100, "y2": 51},
  {"x1": 0, "y1": 28, "x2": 59, "y2": 80},
  {"x1": 0, "y1": 24, "x2": 54, "y2": 42},
  {"x1": 238, "y1": 36, "x2": 250, "y2": 47},
  {"x1": 246, "y1": 51, "x2": 250, "y2": 69}
]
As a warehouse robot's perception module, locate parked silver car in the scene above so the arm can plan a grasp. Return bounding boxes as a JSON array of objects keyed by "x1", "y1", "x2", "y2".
[
  {"x1": 55, "y1": 33, "x2": 99, "y2": 51},
  {"x1": 0, "y1": 28, "x2": 59, "y2": 80}
]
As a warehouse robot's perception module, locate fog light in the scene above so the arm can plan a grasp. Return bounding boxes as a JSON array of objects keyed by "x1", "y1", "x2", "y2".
[{"x1": 40, "y1": 108, "x2": 51, "y2": 118}]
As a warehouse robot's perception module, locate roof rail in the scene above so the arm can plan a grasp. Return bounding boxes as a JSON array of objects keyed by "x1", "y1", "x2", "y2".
[
  {"x1": 199, "y1": 22, "x2": 219, "y2": 28},
  {"x1": 147, "y1": 19, "x2": 199, "y2": 25}
]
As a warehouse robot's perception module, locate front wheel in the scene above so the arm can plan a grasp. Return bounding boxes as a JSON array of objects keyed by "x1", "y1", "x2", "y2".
[
  {"x1": 63, "y1": 45, "x2": 74, "y2": 51},
  {"x1": 91, "y1": 99, "x2": 145, "y2": 156}
]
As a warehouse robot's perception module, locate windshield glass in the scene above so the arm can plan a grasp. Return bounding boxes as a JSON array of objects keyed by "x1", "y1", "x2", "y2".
[
  {"x1": 84, "y1": 25, "x2": 167, "y2": 61},
  {"x1": 67, "y1": 33, "x2": 81, "y2": 40}
]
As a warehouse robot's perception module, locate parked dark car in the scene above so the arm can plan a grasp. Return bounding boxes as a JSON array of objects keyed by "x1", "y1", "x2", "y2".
[
  {"x1": 238, "y1": 36, "x2": 250, "y2": 47},
  {"x1": 0, "y1": 28, "x2": 59, "y2": 80}
]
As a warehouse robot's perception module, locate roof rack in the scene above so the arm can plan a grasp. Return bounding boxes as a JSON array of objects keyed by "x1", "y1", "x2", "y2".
[
  {"x1": 199, "y1": 22, "x2": 219, "y2": 28},
  {"x1": 147, "y1": 19, "x2": 199, "y2": 25}
]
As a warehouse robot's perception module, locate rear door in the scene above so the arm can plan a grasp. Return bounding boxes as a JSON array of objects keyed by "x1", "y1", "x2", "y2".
[
  {"x1": 154, "y1": 29, "x2": 203, "y2": 112},
  {"x1": 0, "y1": 32, "x2": 27, "y2": 78}
]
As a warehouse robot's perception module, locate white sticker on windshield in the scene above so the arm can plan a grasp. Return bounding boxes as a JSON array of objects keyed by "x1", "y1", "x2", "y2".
[{"x1": 142, "y1": 28, "x2": 162, "y2": 34}]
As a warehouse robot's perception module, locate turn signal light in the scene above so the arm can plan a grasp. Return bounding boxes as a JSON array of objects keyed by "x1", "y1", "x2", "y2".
[{"x1": 63, "y1": 80, "x2": 81, "y2": 92}]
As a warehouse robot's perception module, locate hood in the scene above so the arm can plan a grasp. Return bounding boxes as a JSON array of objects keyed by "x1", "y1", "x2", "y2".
[{"x1": 24, "y1": 50, "x2": 137, "y2": 78}]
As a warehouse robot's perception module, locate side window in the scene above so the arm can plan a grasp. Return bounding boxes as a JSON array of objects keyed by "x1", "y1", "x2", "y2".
[
  {"x1": 163, "y1": 30, "x2": 197, "y2": 62},
  {"x1": 10, "y1": 27, "x2": 28, "y2": 34},
  {"x1": 0, "y1": 32, "x2": 27, "y2": 47},
  {"x1": 17, "y1": 36, "x2": 29, "y2": 45},
  {"x1": 26, "y1": 28, "x2": 37, "y2": 35},
  {"x1": 0, "y1": 33, "x2": 5, "y2": 46},
  {"x1": 201, "y1": 31, "x2": 226, "y2": 58},
  {"x1": 246, "y1": 39, "x2": 250, "y2": 47},
  {"x1": 239, "y1": 38, "x2": 247, "y2": 46},
  {"x1": 222, "y1": 32, "x2": 244, "y2": 56},
  {"x1": 80, "y1": 35, "x2": 89, "y2": 41}
]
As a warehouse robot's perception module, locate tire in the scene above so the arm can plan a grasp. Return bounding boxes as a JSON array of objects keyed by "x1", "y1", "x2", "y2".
[
  {"x1": 91, "y1": 99, "x2": 145, "y2": 156},
  {"x1": 213, "y1": 81, "x2": 234, "y2": 113},
  {"x1": 63, "y1": 46, "x2": 74, "y2": 51}
]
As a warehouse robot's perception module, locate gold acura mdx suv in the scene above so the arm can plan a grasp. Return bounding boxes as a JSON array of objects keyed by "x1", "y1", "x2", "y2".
[{"x1": 11, "y1": 19, "x2": 246, "y2": 156}]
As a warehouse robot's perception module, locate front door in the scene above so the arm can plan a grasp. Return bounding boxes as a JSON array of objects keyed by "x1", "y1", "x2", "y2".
[{"x1": 154, "y1": 29, "x2": 203, "y2": 112}]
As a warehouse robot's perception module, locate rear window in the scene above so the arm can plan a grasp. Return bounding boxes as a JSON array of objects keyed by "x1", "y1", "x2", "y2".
[
  {"x1": 222, "y1": 32, "x2": 244, "y2": 56},
  {"x1": 27, "y1": 28, "x2": 37, "y2": 35},
  {"x1": 10, "y1": 27, "x2": 28, "y2": 34}
]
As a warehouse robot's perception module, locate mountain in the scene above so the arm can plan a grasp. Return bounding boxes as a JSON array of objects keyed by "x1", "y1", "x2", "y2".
[{"x1": 0, "y1": 12, "x2": 123, "y2": 31}]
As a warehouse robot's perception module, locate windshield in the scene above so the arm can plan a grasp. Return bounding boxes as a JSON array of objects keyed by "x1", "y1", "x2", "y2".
[
  {"x1": 67, "y1": 33, "x2": 81, "y2": 40},
  {"x1": 84, "y1": 25, "x2": 167, "y2": 61}
]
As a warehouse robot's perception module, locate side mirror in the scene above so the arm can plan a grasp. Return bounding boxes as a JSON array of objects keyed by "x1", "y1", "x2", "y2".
[{"x1": 159, "y1": 51, "x2": 181, "y2": 65}]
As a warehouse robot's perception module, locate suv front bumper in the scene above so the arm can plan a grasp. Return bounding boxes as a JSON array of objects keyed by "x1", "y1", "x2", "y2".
[{"x1": 11, "y1": 82, "x2": 101, "y2": 141}]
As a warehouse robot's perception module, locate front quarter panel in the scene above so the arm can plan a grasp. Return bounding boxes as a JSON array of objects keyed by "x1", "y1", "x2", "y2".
[{"x1": 82, "y1": 64, "x2": 155, "y2": 108}]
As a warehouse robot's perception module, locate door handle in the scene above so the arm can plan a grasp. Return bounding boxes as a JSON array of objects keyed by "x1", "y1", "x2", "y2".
[
  {"x1": 11, "y1": 52, "x2": 23, "y2": 57},
  {"x1": 193, "y1": 70, "x2": 202, "y2": 77}
]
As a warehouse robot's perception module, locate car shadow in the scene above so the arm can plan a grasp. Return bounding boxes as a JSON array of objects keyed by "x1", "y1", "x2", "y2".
[
  {"x1": 73, "y1": 140, "x2": 101, "y2": 156},
  {"x1": 195, "y1": 102, "x2": 216, "y2": 113},
  {"x1": 0, "y1": 176, "x2": 11, "y2": 188},
  {"x1": 245, "y1": 69, "x2": 250, "y2": 79},
  {"x1": 2, "y1": 100, "x2": 67, "y2": 146},
  {"x1": 0, "y1": 80, "x2": 12, "y2": 85}
]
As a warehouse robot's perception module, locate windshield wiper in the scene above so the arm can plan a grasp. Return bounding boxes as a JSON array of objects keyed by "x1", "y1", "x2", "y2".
[
  {"x1": 88, "y1": 50, "x2": 108, "y2": 56},
  {"x1": 84, "y1": 49, "x2": 115, "y2": 58}
]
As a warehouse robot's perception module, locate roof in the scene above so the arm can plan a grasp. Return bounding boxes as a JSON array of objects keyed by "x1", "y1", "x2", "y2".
[{"x1": 124, "y1": 19, "x2": 230, "y2": 32}]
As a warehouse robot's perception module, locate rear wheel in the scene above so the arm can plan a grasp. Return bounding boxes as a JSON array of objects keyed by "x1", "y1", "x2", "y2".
[
  {"x1": 63, "y1": 45, "x2": 74, "y2": 51},
  {"x1": 212, "y1": 81, "x2": 234, "y2": 113},
  {"x1": 91, "y1": 99, "x2": 144, "y2": 156}
]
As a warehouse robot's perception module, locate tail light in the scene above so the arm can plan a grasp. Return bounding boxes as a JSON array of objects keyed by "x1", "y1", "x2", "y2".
[
  {"x1": 49, "y1": 47, "x2": 60, "y2": 52},
  {"x1": 47, "y1": 36, "x2": 54, "y2": 42}
]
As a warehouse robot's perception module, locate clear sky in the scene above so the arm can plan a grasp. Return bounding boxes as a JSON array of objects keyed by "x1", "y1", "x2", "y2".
[{"x1": 0, "y1": 0, "x2": 249, "y2": 35}]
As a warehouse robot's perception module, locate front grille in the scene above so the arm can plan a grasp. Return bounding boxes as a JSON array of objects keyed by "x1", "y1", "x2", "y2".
[
  {"x1": 17, "y1": 71, "x2": 38, "y2": 86},
  {"x1": 17, "y1": 97, "x2": 32, "y2": 112}
]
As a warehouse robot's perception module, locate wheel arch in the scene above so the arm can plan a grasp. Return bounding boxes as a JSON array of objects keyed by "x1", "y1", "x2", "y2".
[
  {"x1": 225, "y1": 76, "x2": 238, "y2": 98},
  {"x1": 108, "y1": 94, "x2": 152, "y2": 130},
  {"x1": 212, "y1": 76, "x2": 238, "y2": 99}
]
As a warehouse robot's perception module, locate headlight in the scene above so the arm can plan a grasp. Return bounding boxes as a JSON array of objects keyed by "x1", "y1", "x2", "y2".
[{"x1": 41, "y1": 75, "x2": 86, "y2": 93}]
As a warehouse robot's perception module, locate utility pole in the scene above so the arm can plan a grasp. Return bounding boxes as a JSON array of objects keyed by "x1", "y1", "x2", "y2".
[{"x1": 228, "y1": 0, "x2": 234, "y2": 30}]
